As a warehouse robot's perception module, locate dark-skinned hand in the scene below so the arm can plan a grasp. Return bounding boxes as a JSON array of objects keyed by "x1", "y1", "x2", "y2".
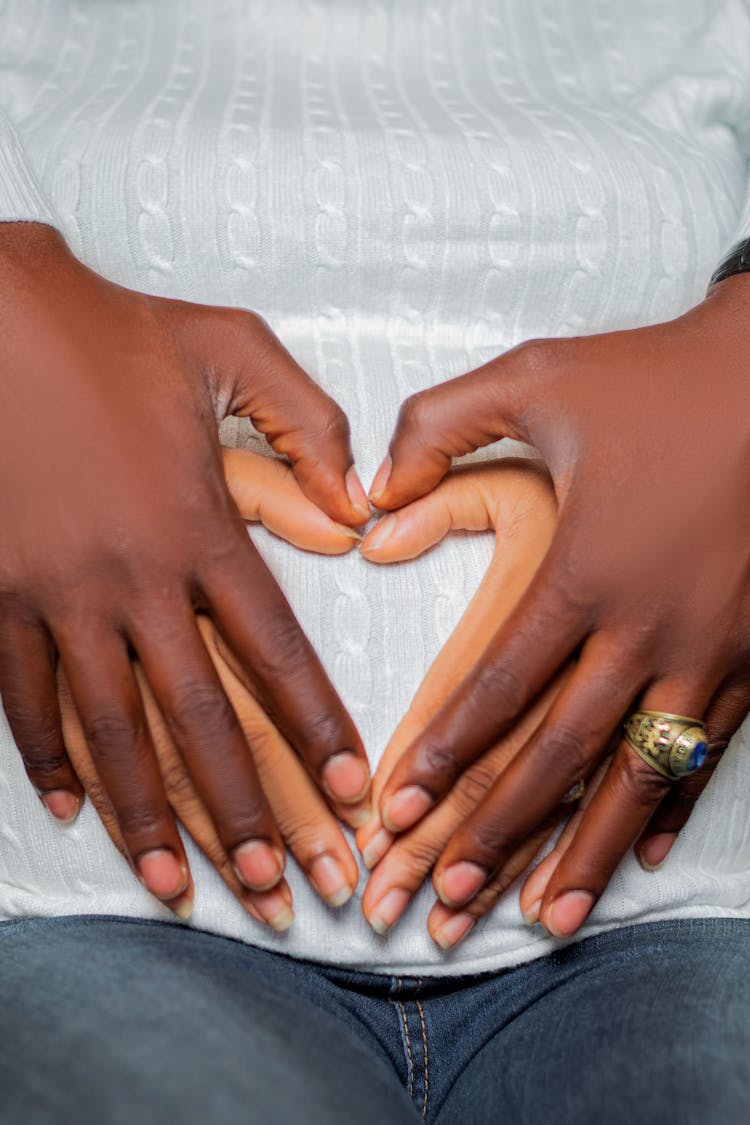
[
  {"x1": 0, "y1": 221, "x2": 371, "y2": 912},
  {"x1": 364, "y1": 274, "x2": 750, "y2": 939}
]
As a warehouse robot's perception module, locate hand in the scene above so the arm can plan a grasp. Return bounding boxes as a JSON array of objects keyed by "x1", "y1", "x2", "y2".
[
  {"x1": 366, "y1": 275, "x2": 750, "y2": 938},
  {"x1": 0, "y1": 222, "x2": 371, "y2": 912},
  {"x1": 57, "y1": 447, "x2": 363, "y2": 927},
  {"x1": 357, "y1": 459, "x2": 570, "y2": 947}
]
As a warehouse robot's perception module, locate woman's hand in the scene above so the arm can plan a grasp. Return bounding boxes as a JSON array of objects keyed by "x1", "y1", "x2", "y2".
[
  {"x1": 365, "y1": 275, "x2": 750, "y2": 938},
  {"x1": 56, "y1": 448, "x2": 362, "y2": 925},
  {"x1": 0, "y1": 222, "x2": 371, "y2": 910},
  {"x1": 357, "y1": 460, "x2": 572, "y2": 947}
]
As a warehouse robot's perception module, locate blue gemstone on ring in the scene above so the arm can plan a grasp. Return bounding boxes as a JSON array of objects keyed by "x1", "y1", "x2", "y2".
[{"x1": 687, "y1": 741, "x2": 708, "y2": 772}]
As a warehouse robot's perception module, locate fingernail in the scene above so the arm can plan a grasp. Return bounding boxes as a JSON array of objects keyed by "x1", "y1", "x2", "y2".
[
  {"x1": 347, "y1": 805, "x2": 372, "y2": 829},
  {"x1": 382, "y1": 785, "x2": 434, "y2": 831},
  {"x1": 252, "y1": 886, "x2": 295, "y2": 931},
  {"x1": 323, "y1": 751, "x2": 370, "y2": 803},
  {"x1": 169, "y1": 894, "x2": 194, "y2": 922},
  {"x1": 309, "y1": 854, "x2": 353, "y2": 907},
  {"x1": 522, "y1": 897, "x2": 542, "y2": 925},
  {"x1": 334, "y1": 522, "x2": 363, "y2": 542},
  {"x1": 434, "y1": 912, "x2": 477, "y2": 950},
  {"x1": 269, "y1": 905, "x2": 295, "y2": 932},
  {"x1": 137, "y1": 849, "x2": 188, "y2": 900},
  {"x1": 369, "y1": 887, "x2": 411, "y2": 935},
  {"x1": 41, "y1": 790, "x2": 81, "y2": 824},
  {"x1": 345, "y1": 466, "x2": 371, "y2": 522},
  {"x1": 360, "y1": 513, "x2": 397, "y2": 556},
  {"x1": 368, "y1": 454, "x2": 392, "y2": 504},
  {"x1": 639, "y1": 832, "x2": 677, "y2": 871},
  {"x1": 233, "y1": 840, "x2": 285, "y2": 891},
  {"x1": 362, "y1": 826, "x2": 393, "y2": 870},
  {"x1": 437, "y1": 861, "x2": 487, "y2": 907},
  {"x1": 545, "y1": 890, "x2": 596, "y2": 938}
]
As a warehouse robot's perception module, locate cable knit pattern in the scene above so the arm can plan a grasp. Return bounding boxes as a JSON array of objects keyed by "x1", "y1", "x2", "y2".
[{"x1": 1, "y1": 0, "x2": 750, "y2": 975}]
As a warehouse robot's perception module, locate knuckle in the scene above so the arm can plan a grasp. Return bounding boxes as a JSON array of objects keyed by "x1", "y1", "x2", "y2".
[
  {"x1": 158, "y1": 760, "x2": 196, "y2": 805},
  {"x1": 472, "y1": 660, "x2": 525, "y2": 716},
  {"x1": 396, "y1": 391, "x2": 432, "y2": 440},
  {"x1": 23, "y1": 751, "x2": 69, "y2": 784},
  {"x1": 227, "y1": 792, "x2": 271, "y2": 839},
  {"x1": 167, "y1": 682, "x2": 236, "y2": 740},
  {"x1": 252, "y1": 611, "x2": 314, "y2": 683},
  {"x1": 618, "y1": 749, "x2": 673, "y2": 806},
  {"x1": 82, "y1": 775, "x2": 111, "y2": 814},
  {"x1": 415, "y1": 740, "x2": 461, "y2": 787},
  {"x1": 234, "y1": 307, "x2": 265, "y2": 334},
  {"x1": 512, "y1": 336, "x2": 572, "y2": 375},
  {"x1": 537, "y1": 721, "x2": 592, "y2": 782},
  {"x1": 313, "y1": 402, "x2": 350, "y2": 446},
  {"x1": 278, "y1": 814, "x2": 325, "y2": 851},
  {"x1": 395, "y1": 838, "x2": 440, "y2": 875},
  {"x1": 82, "y1": 709, "x2": 142, "y2": 755},
  {"x1": 471, "y1": 817, "x2": 512, "y2": 863},
  {"x1": 305, "y1": 708, "x2": 350, "y2": 759},
  {"x1": 5, "y1": 704, "x2": 61, "y2": 752},
  {"x1": 455, "y1": 762, "x2": 499, "y2": 809},
  {"x1": 117, "y1": 802, "x2": 168, "y2": 841}
]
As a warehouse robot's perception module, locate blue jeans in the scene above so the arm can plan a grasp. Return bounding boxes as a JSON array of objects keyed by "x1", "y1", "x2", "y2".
[{"x1": 0, "y1": 916, "x2": 747, "y2": 1124}]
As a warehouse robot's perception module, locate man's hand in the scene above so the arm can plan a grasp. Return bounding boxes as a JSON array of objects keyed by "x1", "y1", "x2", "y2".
[
  {"x1": 0, "y1": 222, "x2": 371, "y2": 911},
  {"x1": 366, "y1": 275, "x2": 750, "y2": 938}
]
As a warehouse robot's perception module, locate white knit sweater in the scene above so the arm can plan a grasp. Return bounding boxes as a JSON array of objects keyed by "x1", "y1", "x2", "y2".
[{"x1": 1, "y1": 0, "x2": 749, "y2": 976}]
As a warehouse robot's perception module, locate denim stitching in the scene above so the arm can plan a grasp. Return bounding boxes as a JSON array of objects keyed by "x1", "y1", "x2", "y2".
[
  {"x1": 416, "y1": 978, "x2": 429, "y2": 1118},
  {"x1": 395, "y1": 978, "x2": 414, "y2": 1100}
]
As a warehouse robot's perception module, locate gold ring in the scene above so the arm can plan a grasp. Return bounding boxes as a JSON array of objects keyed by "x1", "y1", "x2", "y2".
[{"x1": 623, "y1": 710, "x2": 708, "y2": 781}]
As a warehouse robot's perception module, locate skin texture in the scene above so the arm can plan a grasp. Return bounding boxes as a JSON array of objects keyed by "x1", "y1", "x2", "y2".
[
  {"x1": 357, "y1": 460, "x2": 569, "y2": 946},
  {"x1": 56, "y1": 447, "x2": 363, "y2": 927},
  {"x1": 0, "y1": 222, "x2": 371, "y2": 912},
  {"x1": 364, "y1": 275, "x2": 750, "y2": 939}
]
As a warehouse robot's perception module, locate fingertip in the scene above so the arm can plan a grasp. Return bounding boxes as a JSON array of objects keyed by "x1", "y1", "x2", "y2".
[
  {"x1": 322, "y1": 751, "x2": 370, "y2": 805},
  {"x1": 542, "y1": 890, "x2": 596, "y2": 938},
  {"x1": 637, "y1": 832, "x2": 677, "y2": 871},
  {"x1": 519, "y1": 851, "x2": 560, "y2": 918},
  {"x1": 233, "y1": 840, "x2": 285, "y2": 891},
  {"x1": 245, "y1": 880, "x2": 295, "y2": 931},
  {"x1": 137, "y1": 848, "x2": 190, "y2": 901},
  {"x1": 345, "y1": 466, "x2": 372, "y2": 525},
  {"x1": 360, "y1": 824, "x2": 394, "y2": 870},
  {"x1": 168, "y1": 892, "x2": 195, "y2": 922},
  {"x1": 308, "y1": 853, "x2": 356, "y2": 908},
  {"x1": 338, "y1": 800, "x2": 372, "y2": 830},
  {"x1": 381, "y1": 784, "x2": 434, "y2": 832},
  {"x1": 359, "y1": 514, "x2": 398, "y2": 561},
  {"x1": 367, "y1": 454, "x2": 392, "y2": 506},
  {"x1": 40, "y1": 789, "x2": 82, "y2": 824},
  {"x1": 432, "y1": 910, "x2": 477, "y2": 951}
]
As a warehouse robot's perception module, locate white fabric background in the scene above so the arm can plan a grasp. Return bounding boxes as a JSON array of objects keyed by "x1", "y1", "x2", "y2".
[{"x1": 1, "y1": 0, "x2": 749, "y2": 975}]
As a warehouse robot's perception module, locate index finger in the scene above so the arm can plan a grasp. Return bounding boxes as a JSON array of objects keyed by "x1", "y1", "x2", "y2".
[
  {"x1": 369, "y1": 340, "x2": 561, "y2": 510},
  {"x1": 201, "y1": 528, "x2": 371, "y2": 827},
  {"x1": 377, "y1": 545, "x2": 586, "y2": 834},
  {"x1": 186, "y1": 306, "x2": 369, "y2": 526}
]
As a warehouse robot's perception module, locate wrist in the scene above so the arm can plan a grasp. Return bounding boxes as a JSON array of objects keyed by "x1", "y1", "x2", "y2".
[{"x1": 708, "y1": 237, "x2": 750, "y2": 291}]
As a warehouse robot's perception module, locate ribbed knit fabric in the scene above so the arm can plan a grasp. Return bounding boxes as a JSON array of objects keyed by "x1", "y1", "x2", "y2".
[{"x1": 1, "y1": 0, "x2": 750, "y2": 976}]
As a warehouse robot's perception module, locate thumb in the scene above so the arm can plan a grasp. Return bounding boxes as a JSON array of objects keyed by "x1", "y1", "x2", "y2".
[
  {"x1": 222, "y1": 448, "x2": 362, "y2": 555},
  {"x1": 175, "y1": 302, "x2": 370, "y2": 527},
  {"x1": 360, "y1": 459, "x2": 554, "y2": 563},
  {"x1": 368, "y1": 342, "x2": 549, "y2": 511}
]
